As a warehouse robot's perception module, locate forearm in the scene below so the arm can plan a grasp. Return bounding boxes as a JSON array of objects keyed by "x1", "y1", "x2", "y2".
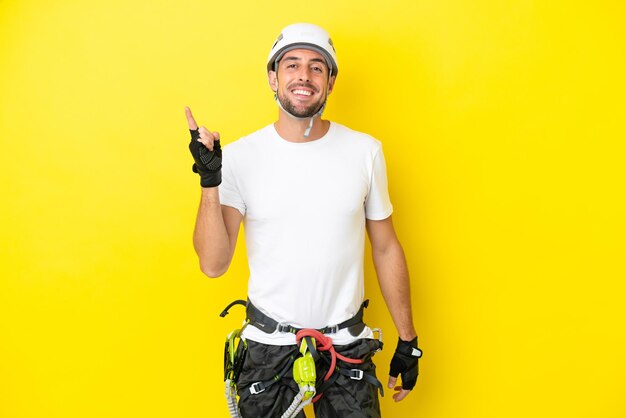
[
  {"x1": 373, "y1": 241, "x2": 417, "y2": 341},
  {"x1": 193, "y1": 187, "x2": 231, "y2": 277}
]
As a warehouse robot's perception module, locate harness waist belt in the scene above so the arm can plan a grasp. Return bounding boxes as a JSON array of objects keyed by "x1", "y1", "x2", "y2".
[{"x1": 246, "y1": 299, "x2": 369, "y2": 335}]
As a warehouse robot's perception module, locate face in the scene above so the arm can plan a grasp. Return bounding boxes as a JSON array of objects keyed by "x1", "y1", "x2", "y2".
[{"x1": 268, "y1": 48, "x2": 336, "y2": 118}]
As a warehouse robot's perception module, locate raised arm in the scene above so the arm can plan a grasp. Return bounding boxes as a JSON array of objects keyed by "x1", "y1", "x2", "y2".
[
  {"x1": 193, "y1": 190, "x2": 242, "y2": 277},
  {"x1": 186, "y1": 107, "x2": 242, "y2": 277}
]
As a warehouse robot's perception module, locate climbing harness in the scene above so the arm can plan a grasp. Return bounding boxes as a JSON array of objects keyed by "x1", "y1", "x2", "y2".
[{"x1": 220, "y1": 299, "x2": 384, "y2": 418}]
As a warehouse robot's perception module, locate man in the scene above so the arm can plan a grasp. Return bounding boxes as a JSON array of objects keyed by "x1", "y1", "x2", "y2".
[{"x1": 186, "y1": 23, "x2": 421, "y2": 417}]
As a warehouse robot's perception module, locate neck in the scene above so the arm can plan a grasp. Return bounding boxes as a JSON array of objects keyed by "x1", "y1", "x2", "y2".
[{"x1": 274, "y1": 111, "x2": 330, "y2": 142}]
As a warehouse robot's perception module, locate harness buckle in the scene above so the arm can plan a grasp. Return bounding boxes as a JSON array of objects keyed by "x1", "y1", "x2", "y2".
[
  {"x1": 325, "y1": 324, "x2": 339, "y2": 334},
  {"x1": 277, "y1": 323, "x2": 294, "y2": 333},
  {"x1": 371, "y1": 327, "x2": 383, "y2": 352},
  {"x1": 349, "y1": 369, "x2": 364, "y2": 380},
  {"x1": 249, "y1": 382, "x2": 266, "y2": 395}
]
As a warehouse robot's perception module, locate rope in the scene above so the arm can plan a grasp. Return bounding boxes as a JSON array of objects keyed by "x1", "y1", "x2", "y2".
[
  {"x1": 225, "y1": 379, "x2": 242, "y2": 418},
  {"x1": 294, "y1": 329, "x2": 364, "y2": 403}
]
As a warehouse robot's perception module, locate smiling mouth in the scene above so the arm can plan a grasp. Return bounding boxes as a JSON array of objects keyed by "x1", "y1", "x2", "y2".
[{"x1": 291, "y1": 89, "x2": 313, "y2": 97}]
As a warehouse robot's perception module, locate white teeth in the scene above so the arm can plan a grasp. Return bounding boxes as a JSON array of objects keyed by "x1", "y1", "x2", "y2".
[{"x1": 292, "y1": 89, "x2": 312, "y2": 96}]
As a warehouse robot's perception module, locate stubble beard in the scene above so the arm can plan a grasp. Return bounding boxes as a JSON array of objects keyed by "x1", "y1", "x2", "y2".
[{"x1": 277, "y1": 89, "x2": 325, "y2": 118}]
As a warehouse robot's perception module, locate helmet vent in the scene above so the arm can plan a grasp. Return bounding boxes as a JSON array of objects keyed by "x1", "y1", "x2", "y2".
[{"x1": 271, "y1": 33, "x2": 284, "y2": 50}]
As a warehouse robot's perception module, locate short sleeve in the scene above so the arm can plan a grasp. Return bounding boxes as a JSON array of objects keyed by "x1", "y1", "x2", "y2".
[
  {"x1": 218, "y1": 149, "x2": 246, "y2": 216},
  {"x1": 365, "y1": 146, "x2": 393, "y2": 220}
]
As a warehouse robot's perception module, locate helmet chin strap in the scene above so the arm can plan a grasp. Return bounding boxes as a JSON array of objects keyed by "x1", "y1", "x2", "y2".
[
  {"x1": 274, "y1": 95, "x2": 327, "y2": 138},
  {"x1": 274, "y1": 74, "x2": 332, "y2": 139}
]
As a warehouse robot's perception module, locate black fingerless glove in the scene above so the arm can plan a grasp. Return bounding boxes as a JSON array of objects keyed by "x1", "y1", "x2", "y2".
[
  {"x1": 389, "y1": 337, "x2": 422, "y2": 390},
  {"x1": 188, "y1": 129, "x2": 222, "y2": 188}
]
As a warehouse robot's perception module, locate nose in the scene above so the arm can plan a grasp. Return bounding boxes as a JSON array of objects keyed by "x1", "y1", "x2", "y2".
[{"x1": 297, "y1": 67, "x2": 311, "y2": 82}]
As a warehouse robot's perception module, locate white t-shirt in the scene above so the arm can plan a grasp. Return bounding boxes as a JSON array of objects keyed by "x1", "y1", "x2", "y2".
[{"x1": 219, "y1": 122, "x2": 393, "y2": 345}]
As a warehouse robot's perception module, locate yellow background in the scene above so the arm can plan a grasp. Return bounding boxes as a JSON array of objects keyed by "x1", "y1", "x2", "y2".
[{"x1": 1, "y1": 0, "x2": 625, "y2": 417}]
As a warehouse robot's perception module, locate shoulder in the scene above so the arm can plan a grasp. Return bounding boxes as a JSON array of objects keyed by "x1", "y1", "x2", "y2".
[
  {"x1": 223, "y1": 124, "x2": 274, "y2": 158},
  {"x1": 330, "y1": 122, "x2": 383, "y2": 154}
]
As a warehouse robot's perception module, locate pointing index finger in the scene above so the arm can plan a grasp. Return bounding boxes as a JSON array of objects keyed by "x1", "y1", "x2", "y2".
[{"x1": 185, "y1": 106, "x2": 198, "y2": 130}]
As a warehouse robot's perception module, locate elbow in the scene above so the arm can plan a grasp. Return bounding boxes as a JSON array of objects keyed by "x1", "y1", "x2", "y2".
[
  {"x1": 199, "y1": 260, "x2": 229, "y2": 278},
  {"x1": 373, "y1": 240, "x2": 403, "y2": 258}
]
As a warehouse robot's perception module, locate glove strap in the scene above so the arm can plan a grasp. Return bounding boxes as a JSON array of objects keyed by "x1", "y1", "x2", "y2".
[{"x1": 396, "y1": 337, "x2": 422, "y2": 358}]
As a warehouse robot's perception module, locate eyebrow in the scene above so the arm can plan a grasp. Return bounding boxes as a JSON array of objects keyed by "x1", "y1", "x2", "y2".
[{"x1": 282, "y1": 56, "x2": 327, "y2": 65}]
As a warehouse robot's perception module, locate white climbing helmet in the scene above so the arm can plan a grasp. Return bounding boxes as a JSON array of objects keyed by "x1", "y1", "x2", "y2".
[{"x1": 267, "y1": 23, "x2": 338, "y2": 77}]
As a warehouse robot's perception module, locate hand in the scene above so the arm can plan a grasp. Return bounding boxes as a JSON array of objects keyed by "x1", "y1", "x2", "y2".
[
  {"x1": 388, "y1": 337, "x2": 422, "y2": 402},
  {"x1": 185, "y1": 106, "x2": 222, "y2": 188}
]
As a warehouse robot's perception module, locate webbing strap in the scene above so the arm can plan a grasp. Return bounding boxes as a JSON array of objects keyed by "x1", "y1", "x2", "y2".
[
  {"x1": 238, "y1": 352, "x2": 297, "y2": 402},
  {"x1": 314, "y1": 371, "x2": 339, "y2": 398},
  {"x1": 246, "y1": 299, "x2": 369, "y2": 335},
  {"x1": 335, "y1": 367, "x2": 384, "y2": 397},
  {"x1": 304, "y1": 336, "x2": 320, "y2": 362},
  {"x1": 220, "y1": 300, "x2": 247, "y2": 318}
]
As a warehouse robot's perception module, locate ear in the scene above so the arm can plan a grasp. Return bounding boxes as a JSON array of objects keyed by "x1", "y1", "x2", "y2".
[
  {"x1": 268, "y1": 70, "x2": 278, "y2": 92},
  {"x1": 327, "y1": 75, "x2": 337, "y2": 94}
]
